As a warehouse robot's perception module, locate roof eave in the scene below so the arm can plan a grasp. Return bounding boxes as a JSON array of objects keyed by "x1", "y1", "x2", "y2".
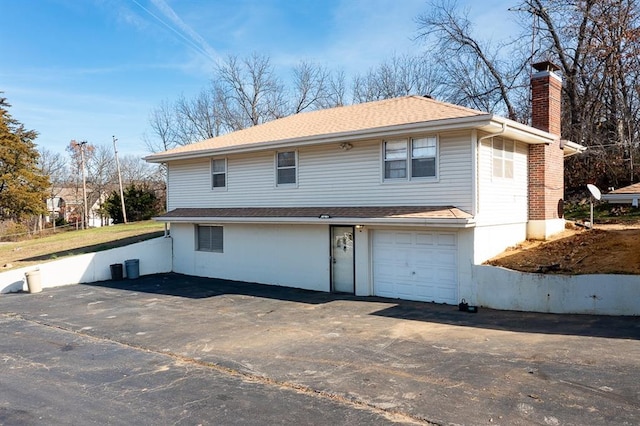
[
  {"x1": 145, "y1": 114, "x2": 561, "y2": 164},
  {"x1": 146, "y1": 114, "x2": 498, "y2": 163},
  {"x1": 602, "y1": 193, "x2": 640, "y2": 202},
  {"x1": 153, "y1": 215, "x2": 476, "y2": 228},
  {"x1": 562, "y1": 140, "x2": 588, "y2": 157}
]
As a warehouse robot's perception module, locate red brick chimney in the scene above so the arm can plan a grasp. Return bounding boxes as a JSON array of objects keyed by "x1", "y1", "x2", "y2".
[{"x1": 528, "y1": 61, "x2": 565, "y2": 239}]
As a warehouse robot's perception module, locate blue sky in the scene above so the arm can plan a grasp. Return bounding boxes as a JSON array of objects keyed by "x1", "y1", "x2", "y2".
[{"x1": 1, "y1": 0, "x2": 518, "y2": 158}]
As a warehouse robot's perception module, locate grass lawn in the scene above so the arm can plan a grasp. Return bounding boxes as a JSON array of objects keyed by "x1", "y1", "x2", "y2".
[
  {"x1": 0, "y1": 221, "x2": 165, "y2": 271},
  {"x1": 564, "y1": 202, "x2": 640, "y2": 223}
]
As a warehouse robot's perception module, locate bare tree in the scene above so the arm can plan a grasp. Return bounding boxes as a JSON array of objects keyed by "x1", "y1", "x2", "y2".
[
  {"x1": 86, "y1": 145, "x2": 115, "y2": 226},
  {"x1": 174, "y1": 89, "x2": 224, "y2": 144},
  {"x1": 146, "y1": 99, "x2": 178, "y2": 153},
  {"x1": 352, "y1": 54, "x2": 442, "y2": 103},
  {"x1": 38, "y1": 147, "x2": 67, "y2": 228},
  {"x1": 415, "y1": 0, "x2": 640, "y2": 193},
  {"x1": 324, "y1": 69, "x2": 347, "y2": 108},
  {"x1": 416, "y1": 1, "x2": 529, "y2": 120},
  {"x1": 290, "y1": 60, "x2": 330, "y2": 113},
  {"x1": 118, "y1": 154, "x2": 160, "y2": 186},
  {"x1": 521, "y1": 0, "x2": 640, "y2": 190},
  {"x1": 214, "y1": 53, "x2": 286, "y2": 130}
]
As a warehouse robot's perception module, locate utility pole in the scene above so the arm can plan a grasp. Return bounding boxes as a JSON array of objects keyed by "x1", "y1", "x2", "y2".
[
  {"x1": 79, "y1": 141, "x2": 88, "y2": 230},
  {"x1": 113, "y1": 136, "x2": 127, "y2": 224}
]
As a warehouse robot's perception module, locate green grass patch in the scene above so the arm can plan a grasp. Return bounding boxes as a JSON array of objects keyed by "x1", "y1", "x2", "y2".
[
  {"x1": 564, "y1": 202, "x2": 640, "y2": 223},
  {"x1": 0, "y1": 220, "x2": 165, "y2": 270}
]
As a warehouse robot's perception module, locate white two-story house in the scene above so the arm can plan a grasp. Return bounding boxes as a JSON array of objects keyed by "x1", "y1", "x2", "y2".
[{"x1": 146, "y1": 62, "x2": 584, "y2": 305}]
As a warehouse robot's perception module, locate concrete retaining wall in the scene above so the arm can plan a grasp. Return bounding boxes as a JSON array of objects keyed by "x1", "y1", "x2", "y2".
[
  {"x1": 474, "y1": 265, "x2": 640, "y2": 316},
  {"x1": 0, "y1": 237, "x2": 173, "y2": 294}
]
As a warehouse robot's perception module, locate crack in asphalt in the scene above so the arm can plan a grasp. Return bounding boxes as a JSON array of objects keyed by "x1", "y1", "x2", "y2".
[{"x1": 5, "y1": 313, "x2": 438, "y2": 426}]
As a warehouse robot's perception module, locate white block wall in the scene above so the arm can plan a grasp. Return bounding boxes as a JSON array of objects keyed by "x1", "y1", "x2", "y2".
[
  {"x1": 474, "y1": 265, "x2": 640, "y2": 315},
  {"x1": 0, "y1": 237, "x2": 173, "y2": 293}
]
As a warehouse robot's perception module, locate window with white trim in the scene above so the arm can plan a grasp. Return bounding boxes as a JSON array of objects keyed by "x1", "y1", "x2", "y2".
[
  {"x1": 211, "y1": 158, "x2": 226, "y2": 189},
  {"x1": 411, "y1": 137, "x2": 437, "y2": 178},
  {"x1": 276, "y1": 151, "x2": 296, "y2": 185},
  {"x1": 492, "y1": 139, "x2": 514, "y2": 179},
  {"x1": 383, "y1": 137, "x2": 438, "y2": 180},
  {"x1": 384, "y1": 140, "x2": 407, "y2": 179},
  {"x1": 196, "y1": 225, "x2": 223, "y2": 252}
]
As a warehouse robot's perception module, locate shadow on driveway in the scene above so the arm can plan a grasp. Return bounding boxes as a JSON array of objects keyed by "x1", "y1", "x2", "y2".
[{"x1": 87, "y1": 272, "x2": 640, "y2": 341}]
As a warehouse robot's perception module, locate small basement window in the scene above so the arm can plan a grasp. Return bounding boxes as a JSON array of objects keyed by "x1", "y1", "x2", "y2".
[{"x1": 196, "y1": 225, "x2": 223, "y2": 252}]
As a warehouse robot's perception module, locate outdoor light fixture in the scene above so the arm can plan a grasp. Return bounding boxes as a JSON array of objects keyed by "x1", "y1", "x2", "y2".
[{"x1": 319, "y1": 214, "x2": 331, "y2": 219}]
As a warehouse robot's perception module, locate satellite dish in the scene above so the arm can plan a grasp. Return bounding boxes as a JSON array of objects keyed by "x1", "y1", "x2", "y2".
[{"x1": 587, "y1": 184, "x2": 602, "y2": 200}]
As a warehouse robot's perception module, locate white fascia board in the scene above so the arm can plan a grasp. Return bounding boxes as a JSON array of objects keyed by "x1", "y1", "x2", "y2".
[
  {"x1": 153, "y1": 216, "x2": 476, "y2": 228},
  {"x1": 488, "y1": 116, "x2": 556, "y2": 144},
  {"x1": 563, "y1": 140, "x2": 588, "y2": 157}
]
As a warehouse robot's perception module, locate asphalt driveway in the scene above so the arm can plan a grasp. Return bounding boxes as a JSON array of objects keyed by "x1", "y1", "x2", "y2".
[{"x1": 1, "y1": 273, "x2": 639, "y2": 425}]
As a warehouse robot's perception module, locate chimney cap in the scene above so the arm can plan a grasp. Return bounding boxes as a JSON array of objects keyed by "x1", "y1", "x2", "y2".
[{"x1": 533, "y1": 60, "x2": 560, "y2": 73}]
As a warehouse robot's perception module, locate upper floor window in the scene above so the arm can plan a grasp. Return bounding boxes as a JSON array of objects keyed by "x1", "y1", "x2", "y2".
[
  {"x1": 196, "y1": 225, "x2": 223, "y2": 252},
  {"x1": 276, "y1": 151, "x2": 297, "y2": 185},
  {"x1": 211, "y1": 158, "x2": 227, "y2": 189},
  {"x1": 384, "y1": 137, "x2": 438, "y2": 180},
  {"x1": 411, "y1": 137, "x2": 437, "y2": 178},
  {"x1": 492, "y1": 139, "x2": 514, "y2": 179},
  {"x1": 384, "y1": 140, "x2": 407, "y2": 179}
]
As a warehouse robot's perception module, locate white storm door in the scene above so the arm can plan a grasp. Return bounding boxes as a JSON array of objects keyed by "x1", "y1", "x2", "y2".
[{"x1": 331, "y1": 226, "x2": 355, "y2": 293}]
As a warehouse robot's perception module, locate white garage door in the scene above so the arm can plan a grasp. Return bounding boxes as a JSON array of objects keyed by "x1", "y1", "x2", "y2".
[{"x1": 373, "y1": 230, "x2": 458, "y2": 304}]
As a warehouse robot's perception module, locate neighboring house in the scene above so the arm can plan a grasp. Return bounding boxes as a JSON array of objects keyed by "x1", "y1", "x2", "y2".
[
  {"x1": 145, "y1": 61, "x2": 584, "y2": 305},
  {"x1": 602, "y1": 183, "x2": 640, "y2": 207},
  {"x1": 45, "y1": 186, "x2": 112, "y2": 227}
]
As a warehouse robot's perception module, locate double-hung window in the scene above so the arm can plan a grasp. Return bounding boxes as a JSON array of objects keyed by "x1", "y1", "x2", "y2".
[
  {"x1": 492, "y1": 139, "x2": 514, "y2": 179},
  {"x1": 411, "y1": 137, "x2": 437, "y2": 178},
  {"x1": 276, "y1": 151, "x2": 297, "y2": 185},
  {"x1": 211, "y1": 158, "x2": 226, "y2": 189},
  {"x1": 384, "y1": 140, "x2": 407, "y2": 179},
  {"x1": 383, "y1": 137, "x2": 437, "y2": 180},
  {"x1": 196, "y1": 225, "x2": 223, "y2": 252}
]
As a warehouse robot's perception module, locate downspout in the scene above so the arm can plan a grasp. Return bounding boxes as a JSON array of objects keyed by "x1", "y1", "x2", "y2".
[{"x1": 477, "y1": 122, "x2": 508, "y2": 144}]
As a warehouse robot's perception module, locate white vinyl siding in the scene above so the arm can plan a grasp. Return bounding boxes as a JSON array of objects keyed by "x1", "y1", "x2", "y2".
[
  {"x1": 477, "y1": 136, "x2": 528, "y2": 224},
  {"x1": 166, "y1": 132, "x2": 473, "y2": 212}
]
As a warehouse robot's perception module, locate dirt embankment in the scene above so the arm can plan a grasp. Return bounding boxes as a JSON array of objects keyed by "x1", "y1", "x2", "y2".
[{"x1": 486, "y1": 225, "x2": 640, "y2": 275}]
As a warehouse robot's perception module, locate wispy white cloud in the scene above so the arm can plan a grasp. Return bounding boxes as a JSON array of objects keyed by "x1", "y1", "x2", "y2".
[{"x1": 130, "y1": 0, "x2": 219, "y2": 64}]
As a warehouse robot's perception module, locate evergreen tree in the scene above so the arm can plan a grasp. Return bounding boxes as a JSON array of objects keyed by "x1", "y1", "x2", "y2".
[
  {"x1": 0, "y1": 95, "x2": 49, "y2": 220},
  {"x1": 103, "y1": 184, "x2": 161, "y2": 223}
]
